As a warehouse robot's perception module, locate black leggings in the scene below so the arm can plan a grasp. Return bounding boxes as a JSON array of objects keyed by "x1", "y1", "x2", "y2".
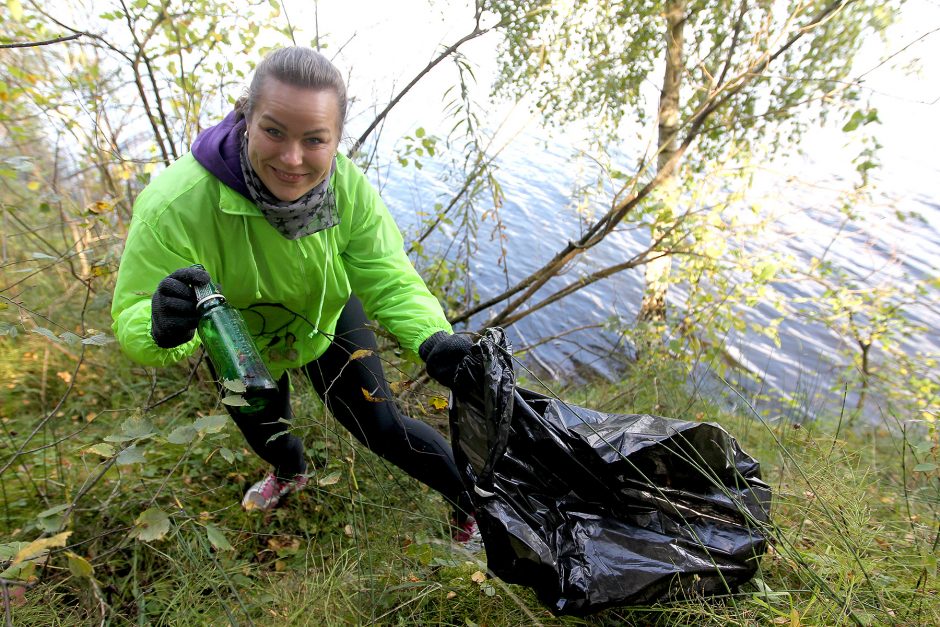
[{"x1": 224, "y1": 296, "x2": 468, "y2": 515}]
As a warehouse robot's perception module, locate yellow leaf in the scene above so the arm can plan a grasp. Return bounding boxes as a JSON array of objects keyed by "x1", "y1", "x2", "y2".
[
  {"x1": 361, "y1": 387, "x2": 384, "y2": 403},
  {"x1": 389, "y1": 379, "x2": 413, "y2": 394},
  {"x1": 8, "y1": 0, "x2": 23, "y2": 22},
  {"x1": 27, "y1": 181, "x2": 40, "y2": 191},
  {"x1": 87, "y1": 200, "x2": 112, "y2": 214},
  {"x1": 349, "y1": 349, "x2": 372, "y2": 361},
  {"x1": 56, "y1": 371, "x2": 72, "y2": 384},
  {"x1": 13, "y1": 531, "x2": 72, "y2": 564},
  {"x1": 66, "y1": 552, "x2": 94, "y2": 579},
  {"x1": 430, "y1": 396, "x2": 448, "y2": 410}
]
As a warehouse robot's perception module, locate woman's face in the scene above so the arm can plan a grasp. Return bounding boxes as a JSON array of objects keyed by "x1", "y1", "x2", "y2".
[{"x1": 246, "y1": 79, "x2": 341, "y2": 202}]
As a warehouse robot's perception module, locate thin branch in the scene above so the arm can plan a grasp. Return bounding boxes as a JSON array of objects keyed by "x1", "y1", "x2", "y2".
[
  {"x1": 347, "y1": 12, "x2": 493, "y2": 156},
  {"x1": 0, "y1": 33, "x2": 82, "y2": 49}
]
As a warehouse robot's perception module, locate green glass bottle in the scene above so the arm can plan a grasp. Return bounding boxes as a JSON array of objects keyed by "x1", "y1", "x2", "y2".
[{"x1": 191, "y1": 264, "x2": 278, "y2": 412}]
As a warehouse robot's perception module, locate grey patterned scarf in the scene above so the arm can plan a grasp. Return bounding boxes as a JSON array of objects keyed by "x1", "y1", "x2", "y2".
[{"x1": 239, "y1": 133, "x2": 339, "y2": 239}]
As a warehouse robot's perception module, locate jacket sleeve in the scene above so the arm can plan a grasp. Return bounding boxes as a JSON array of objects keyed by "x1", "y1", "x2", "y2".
[
  {"x1": 339, "y1": 174, "x2": 452, "y2": 354},
  {"x1": 111, "y1": 212, "x2": 201, "y2": 367}
]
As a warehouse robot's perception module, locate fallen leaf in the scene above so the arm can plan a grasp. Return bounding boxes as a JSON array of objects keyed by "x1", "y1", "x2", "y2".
[
  {"x1": 430, "y1": 396, "x2": 448, "y2": 410},
  {"x1": 470, "y1": 570, "x2": 486, "y2": 584},
  {"x1": 343, "y1": 524, "x2": 354, "y2": 537},
  {"x1": 56, "y1": 371, "x2": 72, "y2": 384},
  {"x1": 446, "y1": 591, "x2": 457, "y2": 600}
]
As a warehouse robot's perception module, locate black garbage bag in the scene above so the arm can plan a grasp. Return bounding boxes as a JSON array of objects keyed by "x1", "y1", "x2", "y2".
[{"x1": 449, "y1": 328, "x2": 772, "y2": 615}]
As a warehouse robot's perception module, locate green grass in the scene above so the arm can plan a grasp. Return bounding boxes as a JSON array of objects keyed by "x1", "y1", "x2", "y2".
[{"x1": 1, "y1": 307, "x2": 938, "y2": 626}]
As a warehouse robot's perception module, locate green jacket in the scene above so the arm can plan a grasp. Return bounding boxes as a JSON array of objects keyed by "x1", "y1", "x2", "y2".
[{"x1": 111, "y1": 152, "x2": 451, "y2": 378}]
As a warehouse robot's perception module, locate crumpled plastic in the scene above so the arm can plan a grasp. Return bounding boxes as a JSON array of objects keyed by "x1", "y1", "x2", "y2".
[{"x1": 450, "y1": 328, "x2": 772, "y2": 615}]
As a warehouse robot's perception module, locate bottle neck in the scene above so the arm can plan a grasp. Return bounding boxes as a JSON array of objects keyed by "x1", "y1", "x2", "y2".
[{"x1": 196, "y1": 293, "x2": 225, "y2": 314}]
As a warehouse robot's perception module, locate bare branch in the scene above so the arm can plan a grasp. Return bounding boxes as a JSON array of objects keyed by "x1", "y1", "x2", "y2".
[
  {"x1": 0, "y1": 33, "x2": 82, "y2": 49},
  {"x1": 347, "y1": 16, "x2": 493, "y2": 156}
]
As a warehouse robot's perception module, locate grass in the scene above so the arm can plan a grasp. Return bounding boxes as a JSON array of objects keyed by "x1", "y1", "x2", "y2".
[{"x1": 1, "y1": 286, "x2": 938, "y2": 626}]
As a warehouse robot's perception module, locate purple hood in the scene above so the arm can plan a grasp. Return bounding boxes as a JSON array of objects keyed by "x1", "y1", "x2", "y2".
[{"x1": 191, "y1": 110, "x2": 251, "y2": 200}]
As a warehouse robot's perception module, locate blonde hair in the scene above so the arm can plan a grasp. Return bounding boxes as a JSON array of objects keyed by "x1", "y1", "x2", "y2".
[{"x1": 236, "y1": 47, "x2": 348, "y2": 136}]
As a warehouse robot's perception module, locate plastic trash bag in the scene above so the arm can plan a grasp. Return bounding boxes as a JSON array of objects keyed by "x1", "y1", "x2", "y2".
[{"x1": 450, "y1": 328, "x2": 772, "y2": 615}]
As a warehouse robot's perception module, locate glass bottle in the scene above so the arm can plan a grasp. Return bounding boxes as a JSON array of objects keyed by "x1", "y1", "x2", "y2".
[{"x1": 191, "y1": 264, "x2": 278, "y2": 412}]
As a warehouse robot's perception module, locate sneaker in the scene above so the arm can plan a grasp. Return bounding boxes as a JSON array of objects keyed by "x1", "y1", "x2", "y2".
[
  {"x1": 452, "y1": 513, "x2": 483, "y2": 552},
  {"x1": 242, "y1": 471, "x2": 308, "y2": 512}
]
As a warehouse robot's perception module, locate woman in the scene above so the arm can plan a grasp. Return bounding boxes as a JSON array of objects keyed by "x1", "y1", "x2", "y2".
[{"x1": 111, "y1": 46, "x2": 477, "y2": 540}]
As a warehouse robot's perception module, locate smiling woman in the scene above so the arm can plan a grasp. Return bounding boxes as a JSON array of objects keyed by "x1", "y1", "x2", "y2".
[
  {"x1": 244, "y1": 84, "x2": 339, "y2": 200},
  {"x1": 110, "y1": 46, "x2": 482, "y2": 543}
]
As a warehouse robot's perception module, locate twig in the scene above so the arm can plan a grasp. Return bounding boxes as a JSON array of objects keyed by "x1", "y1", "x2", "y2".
[
  {"x1": 0, "y1": 33, "x2": 82, "y2": 48},
  {"x1": 348, "y1": 10, "x2": 493, "y2": 156}
]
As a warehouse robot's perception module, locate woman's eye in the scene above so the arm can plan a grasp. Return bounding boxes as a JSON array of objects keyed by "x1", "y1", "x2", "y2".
[
  {"x1": 265, "y1": 128, "x2": 282, "y2": 138},
  {"x1": 305, "y1": 137, "x2": 323, "y2": 146}
]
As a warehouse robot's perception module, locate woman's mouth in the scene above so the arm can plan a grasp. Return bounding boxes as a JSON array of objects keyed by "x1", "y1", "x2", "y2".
[{"x1": 271, "y1": 167, "x2": 307, "y2": 183}]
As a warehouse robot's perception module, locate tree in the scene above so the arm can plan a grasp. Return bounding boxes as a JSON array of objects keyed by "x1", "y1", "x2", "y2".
[{"x1": 462, "y1": 0, "x2": 900, "y2": 332}]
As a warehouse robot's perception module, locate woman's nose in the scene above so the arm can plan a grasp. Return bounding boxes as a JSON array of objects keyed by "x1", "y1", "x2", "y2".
[{"x1": 281, "y1": 142, "x2": 303, "y2": 166}]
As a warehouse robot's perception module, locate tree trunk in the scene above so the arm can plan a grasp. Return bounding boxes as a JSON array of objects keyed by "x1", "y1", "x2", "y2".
[{"x1": 638, "y1": 0, "x2": 686, "y2": 323}]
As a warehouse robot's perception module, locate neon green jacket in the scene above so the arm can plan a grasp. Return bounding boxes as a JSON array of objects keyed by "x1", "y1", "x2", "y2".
[{"x1": 111, "y1": 152, "x2": 451, "y2": 378}]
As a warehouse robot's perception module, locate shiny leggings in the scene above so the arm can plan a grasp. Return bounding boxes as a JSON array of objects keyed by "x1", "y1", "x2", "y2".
[{"x1": 223, "y1": 296, "x2": 468, "y2": 514}]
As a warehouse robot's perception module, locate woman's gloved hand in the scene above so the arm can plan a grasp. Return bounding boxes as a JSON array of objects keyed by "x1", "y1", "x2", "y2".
[
  {"x1": 150, "y1": 266, "x2": 210, "y2": 348},
  {"x1": 420, "y1": 331, "x2": 475, "y2": 391}
]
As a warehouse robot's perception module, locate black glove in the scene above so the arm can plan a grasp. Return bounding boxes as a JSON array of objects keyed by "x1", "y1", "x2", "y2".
[
  {"x1": 420, "y1": 331, "x2": 474, "y2": 389},
  {"x1": 150, "y1": 266, "x2": 210, "y2": 349}
]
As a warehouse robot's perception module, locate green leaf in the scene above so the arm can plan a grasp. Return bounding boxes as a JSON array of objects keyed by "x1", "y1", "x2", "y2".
[
  {"x1": 219, "y1": 447, "x2": 235, "y2": 464},
  {"x1": 317, "y1": 470, "x2": 342, "y2": 486},
  {"x1": 205, "y1": 524, "x2": 233, "y2": 551},
  {"x1": 0, "y1": 560, "x2": 35, "y2": 581},
  {"x1": 912, "y1": 463, "x2": 937, "y2": 473},
  {"x1": 194, "y1": 414, "x2": 228, "y2": 434},
  {"x1": 121, "y1": 416, "x2": 156, "y2": 440},
  {"x1": 37, "y1": 504, "x2": 69, "y2": 532},
  {"x1": 116, "y1": 445, "x2": 145, "y2": 465},
  {"x1": 221, "y1": 394, "x2": 250, "y2": 407},
  {"x1": 132, "y1": 508, "x2": 170, "y2": 542},
  {"x1": 85, "y1": 443, "x2": 115, "y2": 457},
  {"x1": 415, "y1": 126, "x2": 425, "y2": 138},
  {"x1": 32, "y1": 327, "x2": 62, "y2": 343},
  {"x1": 59, "y1": 331, "x2": 82, "y2": 346},
  {"x1": 0, "y1": 542, "x2": 29, "y2": 561},
  {"x1": 166, "y1": 424, "x2": 197, "y2": 445},
  {"x1": 222, "y1": 379, "x2": 246, "y2": 393},
  {"x1": 81, "y1": 333, "x2": 114, "y2": 346},
  {"x1": 66, "y1": 552, "x2": 94, "y2": 579},
  {"x1": 30, "y1": 251, "x2": 57, "y2": 260}
]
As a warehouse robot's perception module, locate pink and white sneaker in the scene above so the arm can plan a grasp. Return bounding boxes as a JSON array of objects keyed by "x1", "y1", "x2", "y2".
[
  {"x1": 242, "y1": 471, "x2": 308, "y2": 512},
  {"x1": 452, "y1": 513, "x2": 483, "y2": 552}
]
